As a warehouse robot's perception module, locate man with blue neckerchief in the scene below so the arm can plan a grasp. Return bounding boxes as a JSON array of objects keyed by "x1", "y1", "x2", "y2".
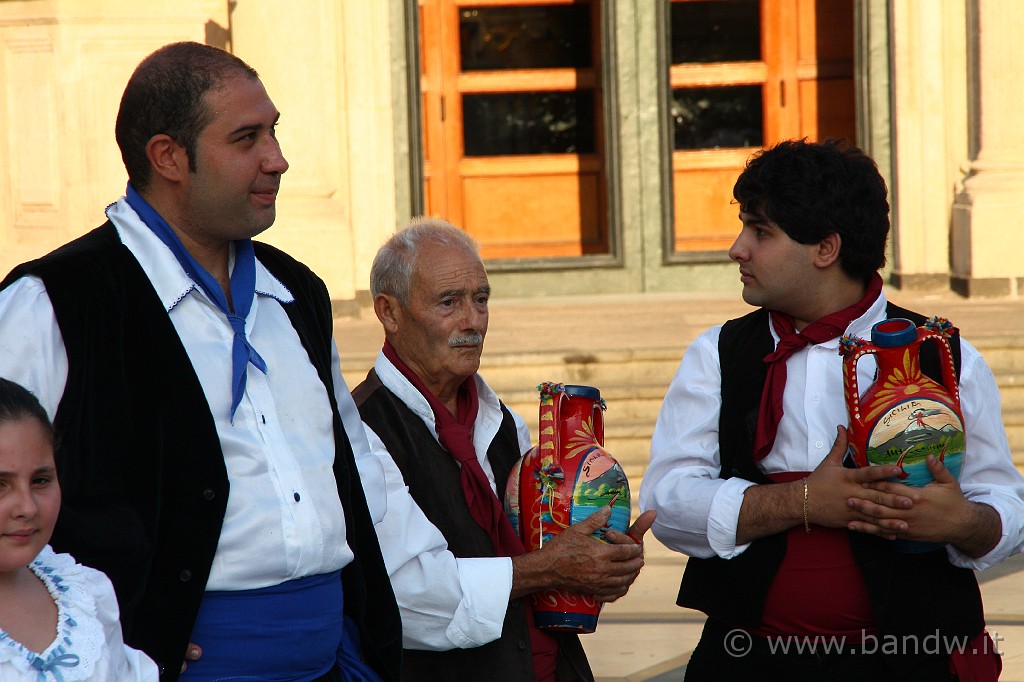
[{"x1": 0, "y1": 42, "x2": 400, "y2": 682}]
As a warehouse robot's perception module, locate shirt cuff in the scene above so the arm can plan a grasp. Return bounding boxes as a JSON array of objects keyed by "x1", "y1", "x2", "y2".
[
  {"x1": 946, "y1": 494, "x2": 1017, "y2": 571},
  {"x1": 444, "y1": 557, "x2": 513, "y2": 648},
  {"x1": 707, "y1": 477, "x2": 757, "y2": 559}
]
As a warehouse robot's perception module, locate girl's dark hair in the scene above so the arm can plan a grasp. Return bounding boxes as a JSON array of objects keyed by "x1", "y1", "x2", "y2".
[
  {"x1": 733, "y1": 138, "x2": 890, "y2": 283},
  {"x1": 0, "y1": 378, "x2": 55, "y2": 444}
]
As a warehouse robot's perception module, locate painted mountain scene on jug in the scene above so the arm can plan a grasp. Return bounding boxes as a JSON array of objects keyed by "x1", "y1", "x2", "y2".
[
  {"x1": 569, "y1": 448, "x2": 630, "y2": 540},
  {"x1": 866, "y1": 397, "x2": 965, "y2": 487}
]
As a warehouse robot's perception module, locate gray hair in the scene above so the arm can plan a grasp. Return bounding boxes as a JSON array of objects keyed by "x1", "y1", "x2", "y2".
[{"x1": 370, "y1": 217, "x2": 481, "y2": 306}]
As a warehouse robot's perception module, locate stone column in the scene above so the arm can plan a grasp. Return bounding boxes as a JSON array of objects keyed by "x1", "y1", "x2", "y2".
[
  {"x1": 231, "y1": 0, "x2": 400, "y2": 308},
  {"x1": 854, "y1": 0, "x2": 895, "y2": 274},
  {"x1": 886, "y1": 0, "x2": 968, "y2": 291},
  {"x1": 950, "y1": 0, "x2": 1024, "y2": 297}
]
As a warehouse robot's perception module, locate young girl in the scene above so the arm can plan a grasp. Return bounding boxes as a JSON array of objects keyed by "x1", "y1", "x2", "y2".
[{"x1": 0, "y1": 378, "x2": 158, "y2": 681}]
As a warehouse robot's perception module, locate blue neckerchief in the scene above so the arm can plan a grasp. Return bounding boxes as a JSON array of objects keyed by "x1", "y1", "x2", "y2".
[{"x1": 125, "y1": 184, "x2": 267, "y2": 421}]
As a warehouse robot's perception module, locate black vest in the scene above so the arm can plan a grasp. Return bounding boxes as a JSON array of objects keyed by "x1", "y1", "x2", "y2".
[
  {"x1": 0, "y1": 223, "x2": 402, "y2": 681},
  {"x1": 354, "y1": 370, "x2": 593, "y2": 682},
  {"x1": 678, "y1": 304, "x2": 984, "y2": 646}
]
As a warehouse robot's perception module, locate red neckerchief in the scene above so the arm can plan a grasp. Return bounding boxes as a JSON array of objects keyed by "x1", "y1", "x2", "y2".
[
  {"x1": 384, "y1": 341, "x2": 521, "y2": 551},
  {"x1": 382, "y1": 342, "x2": 560, "y2": 680},
  {"x1": 753, "y1": 273, "x2": 883, "y2": 461}
]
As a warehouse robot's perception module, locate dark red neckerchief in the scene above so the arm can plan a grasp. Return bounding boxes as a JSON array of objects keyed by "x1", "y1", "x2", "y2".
[
  {"x1": 383, "y1": 340, "x2": 523, "y2": 556},
  {"x1": 753, "y1": 273, "x2": 883, "y2": 462},
  {"x1": 382, "y1": 341, "x2": 559, "y2": 680}
]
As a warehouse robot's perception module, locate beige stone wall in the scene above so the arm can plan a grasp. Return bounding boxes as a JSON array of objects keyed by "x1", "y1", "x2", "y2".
[
  {"x1": 231, "y1": 0, "x2": 398, "y2": 305},
  {"x1": 0, "y1": 0, "x2": 399, "y2": 307},
  {"x1": 0, "y1": 0, "x2": 227, "y2": 271}
]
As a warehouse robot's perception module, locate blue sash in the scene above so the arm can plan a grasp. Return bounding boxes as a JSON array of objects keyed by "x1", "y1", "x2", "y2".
[{"x1": 180, "y1": 571, "x2": 380, "y2": 682}]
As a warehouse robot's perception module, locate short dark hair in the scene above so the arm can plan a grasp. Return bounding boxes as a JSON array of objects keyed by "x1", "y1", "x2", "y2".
[
  {"x1": 0, "y1": 378, "x2": 54, "y2": 445},
  {"x1": 115, "y1": 42, "x2": 260, "y2": 191},
  {"x1": 733, "y1": 139, "x2": 890, "y2": 283}
]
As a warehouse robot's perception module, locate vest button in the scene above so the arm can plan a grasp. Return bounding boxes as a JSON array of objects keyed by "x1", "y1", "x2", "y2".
[
  {"x1": 180, "y1": 569, "x2": 192, "y2": 582},
  {"x1": 203, "y1": 488, "x2": 215, "y2": 500},
  {"x1": 517, "y1": 641, "x2": 527, "y2": 651}
]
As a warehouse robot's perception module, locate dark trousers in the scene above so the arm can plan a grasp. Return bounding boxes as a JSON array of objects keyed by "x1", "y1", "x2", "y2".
[{"x1": 684, "y1": 618, "x2": 954, "y2": 682}]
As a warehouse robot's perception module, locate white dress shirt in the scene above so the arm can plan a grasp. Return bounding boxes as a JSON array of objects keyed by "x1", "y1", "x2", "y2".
[
  {"x1": 0, "y1": 197, "x2": 387, "y2": 590},
  {"x1": 355, "y1": 352, "x2": 533, "y2": 651},
  {"x1": 640, "y1": 292, "x2": 1024, "y2": 571}
]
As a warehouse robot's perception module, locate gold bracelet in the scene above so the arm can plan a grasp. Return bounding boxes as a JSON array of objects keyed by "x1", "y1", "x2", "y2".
[{"x1": 802, "y1": 478, "x2": 811, "y2": 534}]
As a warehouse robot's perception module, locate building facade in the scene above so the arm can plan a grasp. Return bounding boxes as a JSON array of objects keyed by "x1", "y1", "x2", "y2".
[{"x1": 1, "y1": 0, "x2": 1021, "y2": 308}]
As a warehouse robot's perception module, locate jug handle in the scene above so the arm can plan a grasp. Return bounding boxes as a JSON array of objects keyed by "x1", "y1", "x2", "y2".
[
  {"x1": 537, "y1": 382, "x2": 564, "y2": 463},
  {"x1": 916, "y1": 328, "x2": 962, "y2": 413},
  {"x1": 841, "y1": 339, "x2": 877, "y2": 467},
  {"x1": 592, "y1": 398, "x2": 605, "y2": 448}
]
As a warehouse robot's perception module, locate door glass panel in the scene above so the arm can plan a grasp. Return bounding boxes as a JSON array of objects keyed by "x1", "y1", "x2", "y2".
[
  {"x1": 670, "y1": 1, "x2": 760, "y2": 64},
  {"x1": 463, "y1": 91, "x2": 596, "y2": 156},
  {"x1": 460, "y1": 5, "x2": 592, "y2": 70},
  {"x1": 671, "y1": 86, "x2": 763, "y2": 149},
  {"x1": 421, "y1": 0, "x2": 608, "y2": 259}
]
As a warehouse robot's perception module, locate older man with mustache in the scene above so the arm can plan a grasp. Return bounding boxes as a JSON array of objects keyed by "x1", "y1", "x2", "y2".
[{"x1": 352, "y1": 218, "x2": 655, "y2": 682}]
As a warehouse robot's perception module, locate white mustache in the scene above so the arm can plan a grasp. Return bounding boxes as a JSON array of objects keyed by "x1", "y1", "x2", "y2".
[{"x1": 449, "y1": 332, "x2": 484, "y2": 346}]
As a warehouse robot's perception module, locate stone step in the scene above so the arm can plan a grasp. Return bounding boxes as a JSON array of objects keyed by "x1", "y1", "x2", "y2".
[
  {"x1": 973, "y1": 336, "x2": 1024, "y2": 374},
  {"x1": 473, "y1": 349, "x2": 684, "y2": 393},
  {"x1": 340, "y1": 339, "x2": 1024, "y2": 473},
  {"x1": 504, "y1": 384, "x2": 669, "y2": 426},
  {"x1": 341, "y1": 337, "x2": 1023, "y2": 393},
  {"x1": 998, "y1": 374, "x2": 1024, "y2": 410},
  {"x1": 339, "y1": 348, "x2": 684, "y2": 395}
]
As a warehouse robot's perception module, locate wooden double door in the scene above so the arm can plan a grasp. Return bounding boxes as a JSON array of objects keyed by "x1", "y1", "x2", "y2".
[
  {"x1": 418, "y1": 0, "x2": 854, "y2": 263},
  {"x1": 667, "y1": 0, "x2": 855, "y2": 254}
]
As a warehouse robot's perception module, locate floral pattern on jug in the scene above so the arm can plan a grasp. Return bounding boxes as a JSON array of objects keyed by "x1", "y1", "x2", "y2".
[{"x1": 505, "y1": 382, "x2": 631, "y2": 632}]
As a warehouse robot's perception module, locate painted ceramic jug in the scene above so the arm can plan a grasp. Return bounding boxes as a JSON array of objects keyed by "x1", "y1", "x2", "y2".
[
  {"x1": 841, "y1": 317, "x2": 964, "y2": 550},
  {"x1": 504, "y1": 382, "x2": 631, "y2": 633}
]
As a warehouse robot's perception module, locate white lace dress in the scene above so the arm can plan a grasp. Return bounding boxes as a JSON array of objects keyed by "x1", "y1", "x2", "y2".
[{"x1": 0, "y1": 546, "x2": 158, "y2": 681}]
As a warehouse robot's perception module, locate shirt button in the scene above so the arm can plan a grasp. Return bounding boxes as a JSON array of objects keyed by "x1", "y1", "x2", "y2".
[
  {"x1": 203, "y1": 488, "x2": 215, "y2": 500},
  {"x1": 294, "y1": 492, "x2": 301, "y2": 502},
  {"x1": 815, "y1": 440, "x2": 824, "y2": 449},
  {"x1": 180, "y1": 570, "x2": 192, "y2": 582},
  {"x1": 812, "y1": 394, "x2": 820, "y2": 402}
]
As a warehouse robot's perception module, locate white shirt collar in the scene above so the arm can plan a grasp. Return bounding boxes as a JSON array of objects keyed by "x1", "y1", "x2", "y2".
[
  {"x1": 373, "y1": 351, "x2": 503, "y2": 435},
  {"x1": 105, "y1": 197, "x2": 294, "y2": 312}
]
